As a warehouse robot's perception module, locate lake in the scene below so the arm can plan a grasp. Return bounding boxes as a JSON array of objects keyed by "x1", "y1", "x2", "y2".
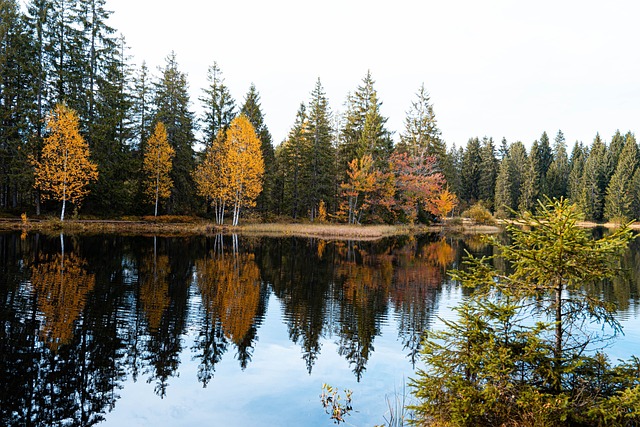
[{"x1": 2, "y1": 231, "x2": 640, "y2": 426}]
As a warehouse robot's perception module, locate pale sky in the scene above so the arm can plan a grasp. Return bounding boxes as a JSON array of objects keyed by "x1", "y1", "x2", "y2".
[{"x1": 105, "y1": 0, "x2": 640, "y2": 149}]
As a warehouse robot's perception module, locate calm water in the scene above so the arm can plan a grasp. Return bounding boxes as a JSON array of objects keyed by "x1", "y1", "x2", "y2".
[{"x1": 2, "y1": 231, "x2": 640, "y2": 426}]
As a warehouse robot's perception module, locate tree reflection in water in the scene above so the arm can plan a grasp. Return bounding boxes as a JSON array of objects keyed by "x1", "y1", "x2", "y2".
[{"x1": 4, "y1": 230, "x2": 633, "y2": 426}]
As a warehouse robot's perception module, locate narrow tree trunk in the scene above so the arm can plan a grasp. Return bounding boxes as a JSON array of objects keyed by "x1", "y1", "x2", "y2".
[{"x1": 554, "y1": 281, "x2": 563, "y2": 393}]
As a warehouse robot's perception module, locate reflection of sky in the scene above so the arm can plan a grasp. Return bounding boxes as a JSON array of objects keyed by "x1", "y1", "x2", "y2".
[
  {"x1": 101, "y1": 282, "x2": 640, "y2": 427},
  {"x1": 102, "y1": 293, "x2": 418, "y2": 427}
]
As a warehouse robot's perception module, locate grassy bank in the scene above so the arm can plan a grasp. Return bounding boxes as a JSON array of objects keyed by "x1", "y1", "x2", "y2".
[{"x1": 0, "y1": 217, "x2": 503, "y2": 239}]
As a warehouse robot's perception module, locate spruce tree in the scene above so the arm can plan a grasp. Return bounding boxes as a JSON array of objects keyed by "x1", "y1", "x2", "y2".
[
  {"x1": 478, "y1": 137, "x2": 497, "y2": 209},
  {"x1": 507, "y1": 141, "x2": 528, "y2": 212},
  {"x1": 493, "y1": 153, "x2": 512, "y2": 218},
  {"x1": 0, "y1": 0, "x2": 37, "y2": 209},
  {"x1": 200, "y1": 61, "x2": 235, "y2": 146},
  {"x1": 153, "y1": 52, "x2": 196, "y2": 213},
  {"x1": 398, "y1": 83, "x2": 444, "y2": 159},
  {"x1": 459, "y1": 137, "x2": 481, "y2": 205},
  {"x1": 305, "y1": 79, "x2": 335, "y2": 220},
  {"x1": 278, "y1": 103, "x2": 308, "y2": 219},
  {"x1": 605, "y1": 130, "x2": 625, "y2": 181},
  {"x1": 546, "y1": 130, "x2": 569, "y2": 200},
  {"x1": 604, "y1": 133, "x2": 638, "y2": 221},
  {"x1": 241, "y1": 83, "x2": 275, "y2": 215},
  {"x1": 339, "y1": 71, "x2": 393, "y2": 175},
  {"x1": 580, "y1": 134, "x2": 608, "y2": 221},
  {"x1": 519, "y1": 141, "x2": 541, "y2": 213},
  {"x1": 567, "y1": 141, "x2": 586, "y2": 204}
]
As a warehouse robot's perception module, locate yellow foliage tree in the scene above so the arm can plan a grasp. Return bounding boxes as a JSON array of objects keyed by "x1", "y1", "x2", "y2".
[
  {"x1": 195, "y1": 115, "x2": 264, "y2": 226},
  {"x1": 429, "y1": 188, "x2": 458, "y2": 219},
  {"x1": 143, "y1": 122, "x2": 175, "y2": 216},
  {"x1": 32, "y1": 103, "x2": 98, "y2": 221},
  {"x1": 194, "y1": 131, "x2": 231, "y2": 225},
  {"x1": 31, "y1": 248, "x2": 96, "y2": 351}
]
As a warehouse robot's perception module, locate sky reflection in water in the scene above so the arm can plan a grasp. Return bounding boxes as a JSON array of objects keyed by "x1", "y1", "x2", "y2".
[{"x1": 1, "y1": 232, "x2": 639, "y2": 426}]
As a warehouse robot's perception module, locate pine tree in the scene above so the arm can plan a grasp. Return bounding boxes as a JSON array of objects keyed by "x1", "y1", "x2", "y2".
[
  {"x1": 85, "y1": 35, "x2": 133, "y2": 215},
  {"x1": 494, "y1": 156, "x2": 512, "y2": 218},
  {"x1": 339, "y1": 71, "x2": 393, "y2": 175},
  {"x1": 279, "y1": 103, "x2": 308, "y2": 218},
  {"x1": 398, "y1": 83, "x2": 444, "y2": 159},
  {"x1": 153, "y1": 52, "x2": 196, "y2": 213},
  {"x1": 200, "y1": 61, "x2": 235, "y2": 146},
  {"x1": 478, "y1": 137, "x2": 497, "y2": 209},
  {"x1": 305, "y1": 79, "x2": 335, "y2": 220},
  {"x1": 0, "y1": 0, "x2": 37, "y2": 209},
  {"x1": 567, "y1": 141, "x2": 586, "y2": 204},
  {"x1": 241, "y1": 83, "x2": 274, "y2": 215},
  {"x1": 546, "y1": 130, "x2": 569, "y2": 200},
  {"x1": 519, "y1": 141, "x2": 541, "y2": 213},
  {"x1": 536, "y1": 131, "x2": 553, "y2": 196},
  {"x1": 605, "y1": 130, "x2": 625, "y2": 181},
  {"x1": 604, "y1": 133, "x2": 638, "y2": 221},
  {"x1": 507, "y1": 141, "x2": 528, "y2": 212},
  {"x1": 580, "y1": 134, "x2": 608, "y2": 221},
  {"x1": 459, "y1": 137, "x2": 481, "y2": 205}
]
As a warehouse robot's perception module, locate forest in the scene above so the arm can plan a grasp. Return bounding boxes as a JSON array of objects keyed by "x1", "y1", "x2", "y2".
[{"x1": 1, "y1": 0, "x2": 637, "y2": 224}]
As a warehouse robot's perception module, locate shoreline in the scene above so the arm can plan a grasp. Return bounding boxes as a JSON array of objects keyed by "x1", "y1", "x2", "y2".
[{"x1": 0, "y1": 218, "x2": 503, "y2": 240}]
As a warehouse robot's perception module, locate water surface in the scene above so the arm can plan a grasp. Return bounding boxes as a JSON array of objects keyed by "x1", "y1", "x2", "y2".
[{"x1": 1, "y1": 232, "x2": 640, "y2": 426}]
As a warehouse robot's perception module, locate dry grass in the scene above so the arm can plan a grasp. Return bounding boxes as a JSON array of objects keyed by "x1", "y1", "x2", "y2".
[
  {"x1": 237, "y1": 223, "x2": 413, "y2": 239},
  {"x1": 0, "y1": 217, "x2": 504, "y2": 239}
]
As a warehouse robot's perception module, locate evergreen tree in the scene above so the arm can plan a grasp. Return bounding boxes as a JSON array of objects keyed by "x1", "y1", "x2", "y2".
[
  {"x1": 459, "y1": 137, "x2": 481, "y2": 205},
  {"x1": 604, "y1": 133, "x2": 638, "y2": 221},
  {"x1": 339, "y1": 71, "x2": 393, "y2": 175},
  {"x1": 605, "y1": 130, "x2": 625, "y2": 181},
  {"x1": 304, "y1": 79, "x2": 335, "y2": 220},
  {"x1": 567, "y1": 141, "x2": 586, "y2": 204},
  {"x1": 398, "y1": 83, "x2": 444, "y2": 159},
  {"x1": 546, "y1": 130, "x2": 569, "y2": 200},
  {"x1": 537, "y1": 131, "x2": 553, "y2": 192},
  {"x1": 0, "y1": 0, "x2": 36, "y2": 209},
  {"x1": 580, "y1": 134, "x2": 608, "y2": 221},
  {"x1": 74, "y1": 0, "x2": 117, "y2": 126},
  {"x1": 200, "y1": 61, "x2": 235, "y2": 146},
  {"x1": 478, "y1": 137, "x2": 497, "y2": 209},
  {"x1": 278, "y1": 103, "x2": 308, "y2": 219},
  {"x1": 85, "y1": 36, "x2": 133, "y2": 214},
  {"x1": 507, "y1": 141, "x2": 528, "y2": 212},
  {"x1": 519, "y1": 141, "x2": 541, "y2": 213},
  {"x1": 153, "y1": 52, "x2": 196, "y2": 213},
  {"x1": 241, "y1": 83, "x2": 275, "y2": 215},
  {"x1": 442, "y1": 143, "x2": 462, "y2": 200},
  {"x1": 493, "y1": 155, "x2": 512, "y2": 218}
]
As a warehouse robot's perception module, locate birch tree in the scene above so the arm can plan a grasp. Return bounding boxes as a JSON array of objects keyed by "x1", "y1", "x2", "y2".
[{"x1": 143, "y1": 122, "x2": 174, "y2": 216}]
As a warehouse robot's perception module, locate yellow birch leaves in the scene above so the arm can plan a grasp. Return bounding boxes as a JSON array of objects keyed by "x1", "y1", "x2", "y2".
[
  {"x1": 143, "y1": 122, "x2": 175, "y2": 216},
  {"x1": 32, "y1": 103, "x2": 98, "y2": 220},
  {"x1": 194, "y1": 115, "x2": 264, "y2": 225}
]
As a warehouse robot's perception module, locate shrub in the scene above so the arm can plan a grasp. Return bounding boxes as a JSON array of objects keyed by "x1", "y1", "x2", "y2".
[{"x1": 461, "y1": 202, "x2": 495, "y2": 225}]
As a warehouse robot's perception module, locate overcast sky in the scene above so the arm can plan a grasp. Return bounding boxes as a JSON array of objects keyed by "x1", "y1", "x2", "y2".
[{"x1": 105, "y1": 0, "x2": 640, "y2": 149}]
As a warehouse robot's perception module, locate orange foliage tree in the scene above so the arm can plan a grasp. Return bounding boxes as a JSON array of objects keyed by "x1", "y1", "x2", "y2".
[
  {"x1": 143, "y1": 122, "x2": 175, "y2": 216},
  {"x1": 390, "y1": 152, "x2": 444, "y2": 223},
  {"x1": 429, "y1": 188, "x2": 458, "y2": 219},
  {"x1": 31, "y1": 247, "x2": 96, "y2": 351},
  {"x1": 32, "y1": 103, "x2": 98, "y2": 221},
  {"x1": 195, "y1": 251, "x2": 262, "y2": 345},
  {"x1": 195, "y1": 115, "x2": 264, "y2": 226}
]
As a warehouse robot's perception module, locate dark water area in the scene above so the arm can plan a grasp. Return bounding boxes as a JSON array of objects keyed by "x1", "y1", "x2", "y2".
[{"x1": 2, "y1": 231, "x2": 640, "y2": 426}]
